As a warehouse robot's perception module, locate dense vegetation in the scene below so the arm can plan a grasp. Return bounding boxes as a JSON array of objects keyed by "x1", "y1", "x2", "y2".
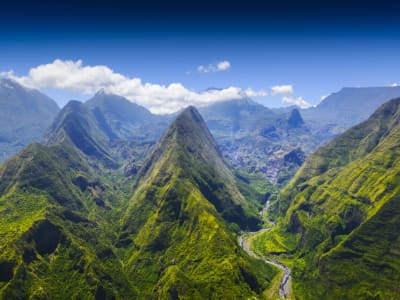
[
  {"x1": 2, "y1": 81, "x2": 400, "y2": 299},
  {"x1": 253, "y1": 97, "x2": 400, "y2": 299},
  {"x1": 0, "y1": 104, "x2": 278, "y2": 299},
  {"x1": 119, "y1": 106, "x2": 277, "y2": 298}
]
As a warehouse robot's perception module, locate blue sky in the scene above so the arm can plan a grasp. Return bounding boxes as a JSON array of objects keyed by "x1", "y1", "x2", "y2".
[{"x1": 1, "y1": 0, "x2": 400, "y2": 112}]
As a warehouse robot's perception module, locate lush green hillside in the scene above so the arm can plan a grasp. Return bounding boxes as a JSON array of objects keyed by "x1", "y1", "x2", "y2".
[
  {"x1": 0, "y1": 103, "x2": 278, "y2": 299},
  {"x1": 0, "y1": 79, "x2": 59, "y2": 161},
  {"x1": 0, "y1": 99, "x2": 149, "y2": 299},
  {"x1": 119, "y1": 106, "x2": 277, "y2": 298},
  {"x1": 0, "y1": 142, "x2": 135, "y2": 299},
  {"x1": 254, "y1": 97, "x2": 400, "y2": 299}
]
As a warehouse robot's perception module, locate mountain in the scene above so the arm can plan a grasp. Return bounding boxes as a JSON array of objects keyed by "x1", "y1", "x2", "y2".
[
  {"x1": 287, "y1": 108, "x2": 304, "y2": 128},
  {"x1": 0, "y1": 98, "x2": 146, "y2": 298},
  {"x1": 0, "y1": 104, "x2": 278, "y2": 298},
  {"x1": 0, "y1": 79, "x2": 59, "y2": 161},
  {"x1": 119, "y1": 106, "x2": 277, "y2": 298},
  {"x1": 0, "y1": 142, "x2": 135, "y2": 298},
  {"x1": 302, "y1": 86, "x2": 400, "y2": 134},
  {"x1": 43, "y1": 100, "x2": 118, "y2": 168},
  {"x1": 199, "y1": 99, "x2": 314, "y2": 183},
  {"x1": 260, "y1": 97, "x2": 400, "y2": 299},
  {"x1": 85, "y1": 91, "x2": 171, "y2": 141},
  {"x1": 199, "y1": 98, "x2": 278, "y2": 134}
]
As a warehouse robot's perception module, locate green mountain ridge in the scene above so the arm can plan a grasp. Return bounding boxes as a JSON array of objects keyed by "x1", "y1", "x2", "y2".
[
  {"x1": 256, "y1": 97, "x2": 400, "y2": 299},
  {"x1": 118, "y1": 106, "x2": 276, "y2": 298},
  {"x1": 0, "y1": 141, "x2": 134, "y2": 299},
  {"x1": 0, "y1": 104, "x2": 278, "y2": 299}
]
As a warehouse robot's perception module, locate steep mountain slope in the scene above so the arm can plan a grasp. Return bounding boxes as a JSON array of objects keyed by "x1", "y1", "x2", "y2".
[
  {"x1": 43, "y1": 100, "x2": 118, "y2": 168},
  {"x1": 119, "y1": 106, "x2": 277, "y2": 298},
  {"x1": 258, "y1": 97, "x2": 400, "y2": 299},
  {"x1": 0, "y1": 79, "x2": 59, "y2": 161},
  {"x1": 0, "y1": 103, "x2": 278, "y2": 299},
  {"x1": 302, "y1": 86, "x2": 400, "y2": 134},
  {"x1": 0, "y1": 141, "x2": 134, "y2": 299},
  {"x1": 0, "y1": 99, "x2": 157, "y2": 298}
]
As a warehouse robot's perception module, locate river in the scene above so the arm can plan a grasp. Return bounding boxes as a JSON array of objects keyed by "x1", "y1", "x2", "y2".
[{"x1": 238, "y1": 200, "x2": 292, "y2": 299}]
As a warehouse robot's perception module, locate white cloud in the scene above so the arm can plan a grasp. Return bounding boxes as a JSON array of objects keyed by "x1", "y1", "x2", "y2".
[
  {"x1": 197, "y1": 60, "x2": 231, "y2": 73},
  {"x1": 217, "y1": 61, "x2": 231, "y2": 71},
  {"x1": 5, "y1": 59, "x2": 265, "y2": 114},
  {"x1": 243, "y1": 88, "x2": 267, "y2": 97},
  {"x1": 271, "y1": 85, "x2": 294, "y2": 95},
  {"x1": 282, "y1": 96, "x2": 312, "y2": 109},
  {"x1": 391, "y1": 83, "x2": 399, "y2": 87},
  {"x1": 320, "y1": 95, "x2": 328, "y2": 101},
  {"x1": 270, "y1": 84, "x2": 312, "y2": 108}
]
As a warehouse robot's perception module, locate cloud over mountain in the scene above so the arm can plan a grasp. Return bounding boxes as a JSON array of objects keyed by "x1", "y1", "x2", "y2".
[
  {"x1": 3, "y1": 59, "x2": 266, "y2": 114},
  {"x1": 271, "y1": 84, "x2": 312, "y2": 108},
  {"x1": 271, "y1": 84, "x2": 294, "y2": 95}
]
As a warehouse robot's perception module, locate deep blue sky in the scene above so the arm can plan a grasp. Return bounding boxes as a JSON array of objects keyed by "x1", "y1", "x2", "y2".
[{"x1": 1, "y1": 0, "x2": 400, "y2": 108}]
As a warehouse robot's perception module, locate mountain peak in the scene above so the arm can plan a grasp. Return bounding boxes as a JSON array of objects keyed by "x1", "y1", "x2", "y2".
[
  {"x1": 139, "y1": 106, "x2": 219, "y2": 176},
  {"x1": 133, "y1": 105, "x2": 259, "y2": 229},
  {"x1": 161, "y1": 105, "x2": 219, "y2": 159},
  {"x1": 120, "y1": 101, "x2": 266, "y2": 297},
  {"x1": 43, "y1": 100, "x2": 117, "y2": 167},
  {"x1": 175, "y1": 105, "x2": 204, "y2": 125},
  {"x1": 288, "y1": 108, "x2": 304, "y2": 127},
  {"x1": 86, "y1": 91, "x2": 154, "y2": 124}
]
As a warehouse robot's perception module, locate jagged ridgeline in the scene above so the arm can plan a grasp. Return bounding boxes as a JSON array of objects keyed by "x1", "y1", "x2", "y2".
[
  {"x1": 267, "y1": 97, "x2": 400, "y2": 299},
  {"x1": 0, "y1": 103, "x2": 277, "y2": 299}
]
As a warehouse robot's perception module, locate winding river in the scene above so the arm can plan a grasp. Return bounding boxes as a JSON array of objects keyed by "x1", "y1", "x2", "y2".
[{"x1": 238, "y1": 201, "x2": 292, "y2": 299}]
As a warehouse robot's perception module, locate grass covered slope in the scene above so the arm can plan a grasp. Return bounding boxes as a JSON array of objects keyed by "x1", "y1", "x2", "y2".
[
  {"x1": 263, "y1": 97, "x2": 400, "y2": 299},
  {"x1": 120, "y1": 106, "x2": 277, "y2": 298},
  {"x1": 0, "y1": 142, "x2": 134, "y2": 299}
]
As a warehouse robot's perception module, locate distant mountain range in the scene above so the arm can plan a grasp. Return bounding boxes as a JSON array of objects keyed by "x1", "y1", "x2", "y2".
[
  {"x1": 2, "y1": 79, "x2": 400, "y2": 184},
  {"x1": 302, "y1": 86, "x2": 400, "y2": 134}
]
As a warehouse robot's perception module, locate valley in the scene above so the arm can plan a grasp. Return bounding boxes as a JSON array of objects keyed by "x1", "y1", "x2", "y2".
[
  {"x1": 2, "y1": 1, "x2": 400, "y2": 298},
  {"x1": 239, "y1": 226, "x2": 292, "y2": 299},
  {"x1": 1, "y1": 79, "x2": 400, "y2": 299}
]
